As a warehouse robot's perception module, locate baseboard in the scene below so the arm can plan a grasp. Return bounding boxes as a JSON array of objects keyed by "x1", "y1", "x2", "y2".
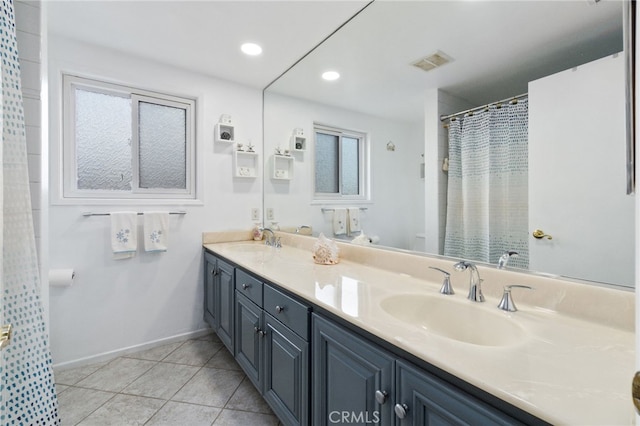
[{"x1": 52, "y1": 327, "x2": 213, "y2": 371}]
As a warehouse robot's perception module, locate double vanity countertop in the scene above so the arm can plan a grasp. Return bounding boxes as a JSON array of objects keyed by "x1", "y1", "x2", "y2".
[{"x1": 203, "y1": 232, "x2": 635, "y2": 425}]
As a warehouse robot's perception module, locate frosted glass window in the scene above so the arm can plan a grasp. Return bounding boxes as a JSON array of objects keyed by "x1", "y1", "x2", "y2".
[
  {"x1": 342, "y1": 136, "x2": 359, "y2": 195},
  {"x1": 315, "y1": 132, "x2": 339, "y2": 193},
  {"x1": 138, "y1": 102, "x2": 187, "y2": 189},
  {"x1": 314, "y1": 125, "x2": 367, "y2": 200},
  {"x1": 75, "y1": 89, "x2": 132, "y2": 190},
  {"x1": 63, "y1": 74, "x2": 196, "y2": 199}
]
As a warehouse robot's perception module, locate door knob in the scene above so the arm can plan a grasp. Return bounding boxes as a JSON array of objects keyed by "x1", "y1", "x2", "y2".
[
  {"x1": 0, "y1": 324, "x2": 12, "y2": 351},
  {"x1": 632, "y1": 372, "x2": 640, "y2": 413},
  {"x1": 532, "y1": 229, "x2": 552, "y2": 240}
]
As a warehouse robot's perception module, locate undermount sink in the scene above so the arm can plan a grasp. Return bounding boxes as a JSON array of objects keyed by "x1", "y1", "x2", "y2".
[
  {"x1": 228, "y1": 243, "x2": 273, "y2": 253},
  {"x1": 227, "y1": 243, "x2": 276, "y2": 263},
  {"x1": 380, "y1": 294, "x2": 527, "y2": 347}
]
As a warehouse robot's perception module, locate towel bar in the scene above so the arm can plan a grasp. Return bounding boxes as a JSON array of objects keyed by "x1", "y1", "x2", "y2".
[
  {"x1": 82, "y1": 211, "x2": 187, "y2": 217},
  {"x1": 321, "y1": 207, "x2": 367, "y2": 213}
]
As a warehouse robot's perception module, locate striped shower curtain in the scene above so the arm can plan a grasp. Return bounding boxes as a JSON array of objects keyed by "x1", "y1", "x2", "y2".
[
  {"x1": 444, "y1": 99, "x2": 529, "y2": 269},
  {"x1": 0, "y1": 1, "x2": 60, "y2": 424}
]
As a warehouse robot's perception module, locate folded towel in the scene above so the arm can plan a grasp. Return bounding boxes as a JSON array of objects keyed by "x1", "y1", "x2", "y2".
[
  {"x1": 111, "y1": 212, "x2": 138, "y2": 259},
  {"x1": 348, "y1": 208, "x2": 361, "y2": 235},
  {"x1": 332, "y1": 208, "x2": 347, "y2": 236},
  {"x1": 144, "y1": 211, "x2": 169, "y2": 252}
]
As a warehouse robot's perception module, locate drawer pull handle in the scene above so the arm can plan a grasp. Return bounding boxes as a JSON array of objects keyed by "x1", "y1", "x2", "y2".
[
  {"x1": 394, "y1": 403, "x2": 409, "y2": 419},
  {"x1": 259, "y1": 330, "x2": 267, "y2": 337},
  {"x1": 375, "y1": 390, "x2": 388, "y2": 404},
  {"x1": 211, "y1": 269, "x2": 217, "y2": 276},
  {"x1": 275, "y1": 305, "x2": 285, "y2": 314},
  {"x1": 242, "y1": 283, "x2": 251, "y2": 290}
]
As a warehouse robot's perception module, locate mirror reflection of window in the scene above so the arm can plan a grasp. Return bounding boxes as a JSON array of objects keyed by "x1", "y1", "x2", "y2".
[{"x1": 314, "y1": 124, "x2": 367, "y2": 200}]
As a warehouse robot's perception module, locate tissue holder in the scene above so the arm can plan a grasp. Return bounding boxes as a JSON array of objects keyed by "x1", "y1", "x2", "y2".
[{"x1": 313, "y1": 233, "x2": 340, "y2": 265}]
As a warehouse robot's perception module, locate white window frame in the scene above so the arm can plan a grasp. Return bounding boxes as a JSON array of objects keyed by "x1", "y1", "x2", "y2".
[
  {"x1": 313, "y1": 123, "x2": 369, "y2": 202},
  {"x1": 62, "y1": 74, "x2": 196, "y2": 200}
]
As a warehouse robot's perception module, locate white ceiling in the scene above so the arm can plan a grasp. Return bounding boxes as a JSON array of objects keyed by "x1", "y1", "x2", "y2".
[
  {"x1": 47, "y1": 1, "x2": 623, "y2": 122},
  {"x1": 47, "y1": 0, "x2": 370, "y2": 89}
]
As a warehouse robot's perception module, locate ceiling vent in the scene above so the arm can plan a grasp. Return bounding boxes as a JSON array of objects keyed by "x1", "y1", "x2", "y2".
[{"x1": 411, "y1": 50, "x2": 453, "y2": 72}]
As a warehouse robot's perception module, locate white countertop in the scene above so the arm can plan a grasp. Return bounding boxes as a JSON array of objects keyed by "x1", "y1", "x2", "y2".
[{"x1": 203, "y1": 236, "x2": 635, "y2": 425}]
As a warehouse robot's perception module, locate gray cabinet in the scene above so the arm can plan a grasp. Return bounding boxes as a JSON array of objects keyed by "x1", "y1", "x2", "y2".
[
  {"x1": 264, "y1": 313, "x2": 309, "y2": 426},
  {"x1": 235, "y1": 275, "x2": 311, "y2": 426},
  {"x1": 203, "y1": 252, "x2": 234, "y2": 353},
  {"x1": 312, "y1": 314, "x2": 394, "y2": 426},
  {"x1": 235, "y1": 291, "x2": 264, "y2": 389},
  {"x1": 395, "y1": 360, "x2": 523, "y2": 426}
]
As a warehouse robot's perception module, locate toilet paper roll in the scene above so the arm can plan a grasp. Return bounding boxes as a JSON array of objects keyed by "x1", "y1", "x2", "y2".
[{"x1": 49, "y1": 269, "x2": 75, "y2": 287}]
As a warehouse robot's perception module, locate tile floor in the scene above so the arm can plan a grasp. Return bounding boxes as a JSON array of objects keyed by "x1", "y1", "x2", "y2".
[{"x1": 54, "y1": 332, "x2": 281, "y2": 425}]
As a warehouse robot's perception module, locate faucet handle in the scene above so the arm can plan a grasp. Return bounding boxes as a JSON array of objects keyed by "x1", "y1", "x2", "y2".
[
  {"x1": 429, "y1": 267, "x2": 454, "y2": 295},
  {"x1": 498, "y1": 285, "x2": 533, "y2": 312}
]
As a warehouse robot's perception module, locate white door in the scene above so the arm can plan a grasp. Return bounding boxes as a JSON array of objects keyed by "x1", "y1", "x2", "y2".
[{"x1": 528, "y1": 53, "x2": 634, "y2": 286}]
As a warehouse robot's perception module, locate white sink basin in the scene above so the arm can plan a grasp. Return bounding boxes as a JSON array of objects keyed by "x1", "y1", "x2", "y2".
[
  {"x1": 227, "y1": 243, "x2": 276, "y2": 263},
  {"x1": 228, "y1": 243, "x2": 273, "y2": 253},
  {"x1": 380, "y1": 294, "x2": 526, "y2": 347}
]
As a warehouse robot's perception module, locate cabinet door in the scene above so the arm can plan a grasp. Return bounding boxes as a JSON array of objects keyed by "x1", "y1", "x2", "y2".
[
  {"x1": 203, "y1": 253, "x2": 218, "y2": 329},
  {"x1": 235, "y1": 292, "x2": 263, "y2": 390},
  {"x1": 217, "y1": 258, "x2": 235, "y2": 353},
  {"x1": 264, "y1": 314, "x2": 309, "y2": 426},
  {"x1": 395, "y1": 360, "x2": 523, "y2": 426},
  {"x1": 312, "y1": 314, "x2": 394, "y2": 426}
]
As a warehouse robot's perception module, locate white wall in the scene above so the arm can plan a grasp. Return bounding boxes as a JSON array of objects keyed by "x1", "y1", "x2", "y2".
[
  {"x1": 264, "y1": 92, "x2": 424, "y2": 249},
  {"x1": 48, "y1": 36, "x2": 263, "y2": 366}
]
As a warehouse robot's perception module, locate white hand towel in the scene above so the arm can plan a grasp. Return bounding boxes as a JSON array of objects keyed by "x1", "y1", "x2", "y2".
[
  {"x1": 111, "y1": 211, "x2": 137, "y2": 259},
  {"x1": 348, "y1": 208, "x2": 361, "y2": 235},
  {"x1": 144, "y1": 211, "x2": 169, "y2": 252},
  {"x1": 332, "y1": 208, "x2": 347, "y2": 236}
]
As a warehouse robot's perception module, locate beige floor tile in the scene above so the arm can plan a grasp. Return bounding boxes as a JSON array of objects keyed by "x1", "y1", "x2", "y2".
[
  {"x1": 205, "y1": 347, "x2": 242, "y2": 371},
  {"x1": 146, "y1": 401, "x2": 221, "y2": 426},
  {"x1": 163, "y1": 339, "x2": 223, "y2": 366},
  {"x1": 226, "y1": 378, "x2": 273, "y2": 414},
  {"x1": 54, "y1": 361, "x2": 109, "y2": 385},
  {"x1": 56, "y1": 386, "x2": 115, "y2": 425},
  {"x1": 76, "y1": 394, "x2": 164, "y2": 426},
  {"x1": 75, "y1": 357, "x2": 156, "y2": 392},
  {"x1": 122, "y1": 362, "x2": 200, "y2": 399},
  {"x1": 212, "y1": 409, "x2": 279, "y2": 426},
  {"x1": 172, "y1": 367, "x2": 244, "y2": 407},
  {"x1": 55, "y1": 384, "x2": 70, "y2": 395},
  {"x1": 123, "y1": 341, "x2": 183, "y2": 362}
]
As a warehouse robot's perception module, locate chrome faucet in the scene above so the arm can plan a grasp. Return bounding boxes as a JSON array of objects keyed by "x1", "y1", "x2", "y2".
[
  {"x1": 497, "y1": 250, "x2": 519, "y2": 269},
  {"x1": 453, "y1": 261, "x2": 484, "y2": 302},
  {"x1": 259, "y1": 227, "x2": 277, "y2": 246}
]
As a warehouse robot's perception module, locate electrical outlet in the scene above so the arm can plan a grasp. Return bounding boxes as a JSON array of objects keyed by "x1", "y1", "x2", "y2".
[
  {"x1": 251, "y1": 208, "x2": 260, "y2": 221},
  {"x1": 266, "y1": 208, "x2": 275, "y2": 221}
]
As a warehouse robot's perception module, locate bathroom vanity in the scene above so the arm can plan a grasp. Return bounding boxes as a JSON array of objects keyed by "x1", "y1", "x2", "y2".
[{"x1": 203, "y1": 231, "x2": 634, "y2": 425}]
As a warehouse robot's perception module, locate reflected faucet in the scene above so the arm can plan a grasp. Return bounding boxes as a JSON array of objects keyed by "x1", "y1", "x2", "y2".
[
  {"x1": 296, "y1": 225, "x2": 312, "y2": 234},
  {"x1": 497, "y1": 251, "x2": 519, "y2": 269},
  {"x1": 453, "y1": 261, "x2": 484, "y2": 302}
]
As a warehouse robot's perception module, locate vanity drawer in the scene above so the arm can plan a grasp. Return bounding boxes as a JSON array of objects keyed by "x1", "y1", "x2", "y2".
[
  {"x1": 235, "y1": 269, "x2": 263, "y2": 307},
  {"x1": 264, "y1": 284, "x2": 310, "y2": 340}
]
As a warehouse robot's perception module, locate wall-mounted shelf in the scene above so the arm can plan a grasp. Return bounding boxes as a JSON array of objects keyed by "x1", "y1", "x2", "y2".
[
  {"x1": 234, "y1": 150, "x2": 259, "y2": 178},
  {"x1": 290, "y1": 128, "x2": 306, "y2": 152},
  {"x1": 272, "y1": 154, "x2": 293, "y2": 180},
  {"x1": 215, "y1": 123, "x2": 235, "y2": 143}
]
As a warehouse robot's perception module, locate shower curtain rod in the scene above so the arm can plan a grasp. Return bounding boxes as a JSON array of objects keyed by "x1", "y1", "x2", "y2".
[{"x1": 439, "y1": 93, "x2": 528, "y2": 122}]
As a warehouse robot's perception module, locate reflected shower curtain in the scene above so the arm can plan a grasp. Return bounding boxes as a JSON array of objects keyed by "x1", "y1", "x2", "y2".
[
  {"x1": 444, "y1": 99, "x2": 529, "y2": 269},
  {"x1": 0, "y1": 1, "x2": 60, "y2": 424}
]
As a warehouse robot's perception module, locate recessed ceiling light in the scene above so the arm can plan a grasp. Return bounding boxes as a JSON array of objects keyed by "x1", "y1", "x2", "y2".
[
  {"x1": 322, "y1": 71, "x2": 340, "y2": 81},
  {"x1": 241, "y1": 43, "x2": 262, "y2": 56}
]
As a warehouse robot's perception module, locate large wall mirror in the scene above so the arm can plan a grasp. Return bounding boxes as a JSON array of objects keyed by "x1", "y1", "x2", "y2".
[{"x1": 263, "y1": 0, "x2": 635, "y2": 288}]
